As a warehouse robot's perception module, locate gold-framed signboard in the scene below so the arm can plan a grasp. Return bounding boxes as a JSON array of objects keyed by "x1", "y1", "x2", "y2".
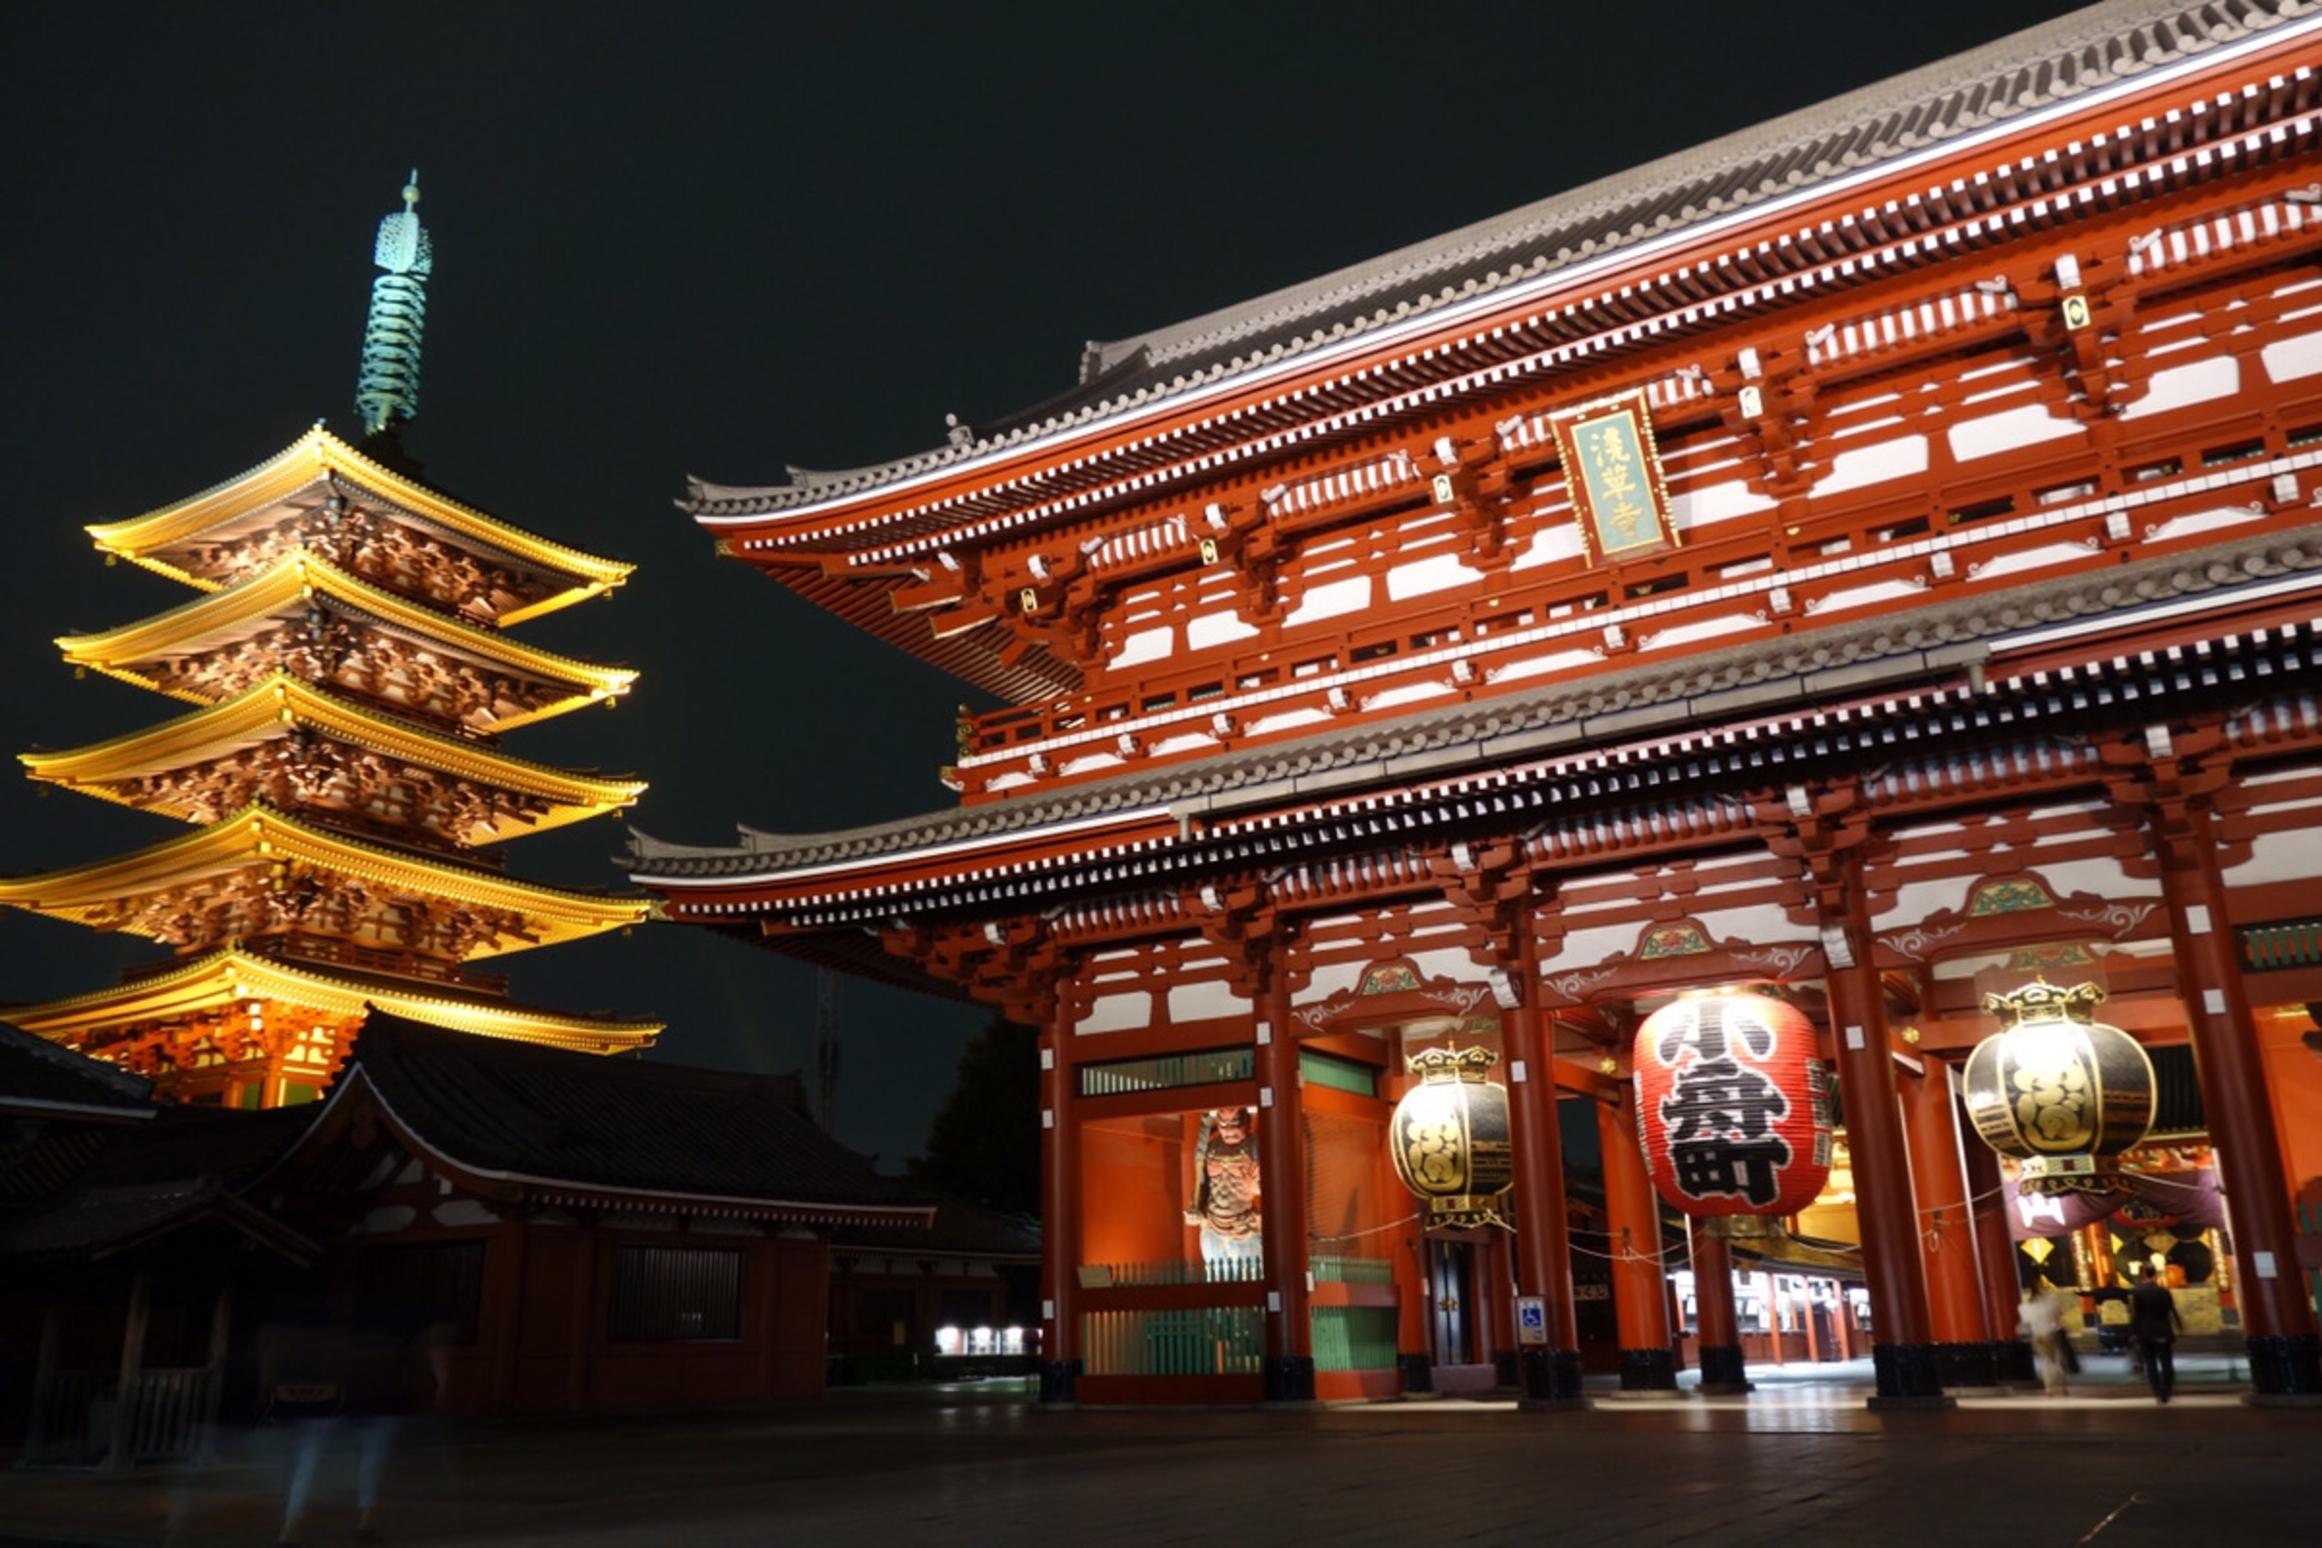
[{"x1": 1549, "y1": 390, "x2": 1679, "y2": 564}]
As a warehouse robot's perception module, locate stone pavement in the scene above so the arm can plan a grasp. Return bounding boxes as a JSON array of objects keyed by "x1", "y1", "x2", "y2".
[{"x1": 2, "y1": 1359, "x2": 2316, "y2": 1548}]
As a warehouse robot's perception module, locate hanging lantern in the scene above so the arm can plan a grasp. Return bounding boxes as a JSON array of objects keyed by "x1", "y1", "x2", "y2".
[
  {"x1": 1961, "y1": 980, "x2": 2154, "y2": 1196},
  {"x1": 1634, "y1": 989, "x2": 1832, "y2": 1224},
  {"x1": 1389, "y1": 1044, "x2": 1513, "y2": 1228}
]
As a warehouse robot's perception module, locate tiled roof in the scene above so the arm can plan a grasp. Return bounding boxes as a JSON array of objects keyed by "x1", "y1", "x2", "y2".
[
  {"x1": 686, "y1": 0, "x2": 2318, "y2": 519},
  {"x1": 0, "y1": 1017, "x2": 154, "y2": 1115},
  {"x1": 630, "y1": 518, "x2": 2322, "y2": 879},
  {"x1": 343, "y1": 1012, "x2": 935, "y2": 1220},
  {"x1": 837, "y1": 1196, "x2": 1039, "y2": 1260},
  {"x1": 0, "y1": 1105, "x2": 317, "y2": 1259}
]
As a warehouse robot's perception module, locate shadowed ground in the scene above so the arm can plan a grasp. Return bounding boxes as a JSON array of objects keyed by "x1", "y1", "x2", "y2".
[{"x1": 2, "y1": 1357, "x2": 2315, "y2": 1547}]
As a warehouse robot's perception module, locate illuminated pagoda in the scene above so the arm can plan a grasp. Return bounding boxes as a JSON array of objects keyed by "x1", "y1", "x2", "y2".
[
  {"x1": 636, "y1": 0, "x2": 2322, "y2": 1407},
  {"x1": 2, "y1": 176, "x2": 656, "y2": 1108}
]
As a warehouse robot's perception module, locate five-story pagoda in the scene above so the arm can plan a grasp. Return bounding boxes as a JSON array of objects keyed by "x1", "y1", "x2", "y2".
[{"x1": 0, "y1": 176, "x2": 658, "y2": 1106}]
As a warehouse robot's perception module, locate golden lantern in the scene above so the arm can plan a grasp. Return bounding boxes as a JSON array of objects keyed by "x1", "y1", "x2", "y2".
[
  {"x1": 1389, "y1": 1045, "x2": 1513, "y2": 1228},
  {"x1": 1961, "y1": 981, "x2": 2155, "y2": 1196}
]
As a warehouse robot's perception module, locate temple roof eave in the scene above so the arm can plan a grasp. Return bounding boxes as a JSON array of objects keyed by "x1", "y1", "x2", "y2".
[
  {"x1": 20, "y1": 672, "x2": 647, "y2": 831},
  {"x1": 0, "y1": 802, "x2": 655, "y2": 954},
  {"x1": 87, "y1": 426, "x2": 635, "y2": 608},
  {"x1": 55, "y1": 550, "x2": 638, "y2": 727},
  {"x1": 681, "y1": 1, "x2": 2321, "y2": 531},
  {"x1": 0, "y1": 946, "x2": 661, "y2": 1053},
  {"x1": 627, "y1": 530, "x2": 2322, "y2": 892}
]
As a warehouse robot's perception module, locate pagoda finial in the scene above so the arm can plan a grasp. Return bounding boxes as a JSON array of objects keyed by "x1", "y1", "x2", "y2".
[{"x1": 354, "y1": 170, "x2": 433, "y2": 439}]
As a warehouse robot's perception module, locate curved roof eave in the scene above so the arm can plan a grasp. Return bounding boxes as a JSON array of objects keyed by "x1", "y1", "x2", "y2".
[{"x1": 682, "y1": 0, "x2": 2321, "y2": 526}]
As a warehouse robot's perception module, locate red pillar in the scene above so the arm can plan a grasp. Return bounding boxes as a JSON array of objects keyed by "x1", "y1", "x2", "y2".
[
  {"x1": 1256, "y1": 965, "x2": 1314, "y2": 1401},
  {"x1": 1038, "y1": 1022, "x2": 1081, "y2": 1402},
  {"x1": 1902, "y1": 1059, "x2": 1995, "y2": 1385},
  {"x1": 1598, "y1": 1091, "x2": 1676, "y2": 1389},
  {"x1": 1819, "y1": 850, "x2": 1947, "y2": 1405},
  {"x1": 1505, "y1": 935, "x2": 1587, "y2": 1407},
  {"x1": 1691, "y1": 1230, "x2": 1748, "y2": 1393},
  {"x1": 1960, "y1": 1124, "x2": 2036, "y2": 1382},
  {"x1": 2141, "y1": 773, "x2": 2322, "y2": 1396},
  {"x1": 1826, "y1": 957, "x2": 1945, "y2": 1402}
]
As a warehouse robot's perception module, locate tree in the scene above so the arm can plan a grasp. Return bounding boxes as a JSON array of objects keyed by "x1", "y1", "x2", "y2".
[{"x1": 910, "y1": 1015, "x2": 1039, "y2": 1216}]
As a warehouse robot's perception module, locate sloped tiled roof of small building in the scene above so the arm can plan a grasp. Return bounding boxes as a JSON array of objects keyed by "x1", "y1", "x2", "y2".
[
  {"x1": 0, "y1": 1105, "x2": 317, "y2": 1258},
  {"x1": 343, "y1": 1012, "x2": 933, "y2": 1216}
]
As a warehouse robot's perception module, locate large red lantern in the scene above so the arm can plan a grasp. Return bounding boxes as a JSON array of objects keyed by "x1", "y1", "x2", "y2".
[{"x1": 1634, "y1": 989, "x2": 1831, "y2": 1221}]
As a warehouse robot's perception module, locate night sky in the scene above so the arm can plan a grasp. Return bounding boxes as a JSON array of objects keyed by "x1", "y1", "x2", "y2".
[{"x1": 0, "y1": 2, "x2": 2092, "y2": 1168}]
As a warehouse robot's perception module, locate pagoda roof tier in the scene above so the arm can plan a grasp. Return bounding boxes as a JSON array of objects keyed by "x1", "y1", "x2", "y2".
[
  {"x1": 0, "y1": 947, "x2": 659, "y2": 1056},
  {"x1": 629, "y1": 539, "x2": 2322, "y2": 920},
  {"x1": 0, "y1": 803, "x2": 653, "y2": 957},
  {"x1": 57, "y1": 549, "x2": 636, "y2": 731},
  {"x1": 22, "y1": 673, "x2": 646, "y2": 843},
  {"x1": 87, "y1": 426, "x2": 633, "y2": 626},
  {"x1": 686, "y1": 3, "x2": 2313, "y2": 539}
]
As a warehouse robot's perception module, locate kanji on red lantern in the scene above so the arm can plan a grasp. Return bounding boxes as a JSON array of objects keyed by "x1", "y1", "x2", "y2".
[{"x1": 1634, "y1": 991, "x2": 1831, "y2": 1221}]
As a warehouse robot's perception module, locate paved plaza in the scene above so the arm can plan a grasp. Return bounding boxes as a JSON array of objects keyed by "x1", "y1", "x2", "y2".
[{"x1": 3, "y1": 1360, "x2": 2317, "y2": 1548}]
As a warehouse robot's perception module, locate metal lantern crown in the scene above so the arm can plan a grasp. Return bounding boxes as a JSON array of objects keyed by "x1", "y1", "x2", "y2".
[
  {"x1": 1389, "y1": 1043, "x2": 1513, "y2": 1229},
  {"x1": 1633, "y1": 989, "x2": 1832, "y2": 1222},
  {"x1": 1962, "y1": 980, "x2": 2155, "y2": 1196}
]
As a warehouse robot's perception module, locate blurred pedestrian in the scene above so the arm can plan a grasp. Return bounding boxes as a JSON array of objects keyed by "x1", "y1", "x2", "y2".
[
  {"x1": 2018, "y1": 1289, "x2": 2069, "y2": 1395},
  {"x1": 257, "y1": 1291, "x2": 344, "y2": 1548},
  {"x1": 2129, "y1": 1263, "x2": 2184, "y2": 1403}
]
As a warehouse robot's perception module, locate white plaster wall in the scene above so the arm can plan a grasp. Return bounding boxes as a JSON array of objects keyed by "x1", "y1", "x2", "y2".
[
  {"x1": 1946, "y1": 402, "x2": 2086, "y2": 462},
  {"x1": 1078, "y1": 991, "x2": 1154, "y2": 1035},
  {"x1": 1811, "y1": 434, "x2": 1929, "y2": 497},
  {"x1": 1170, "y1": 980, "x2": 1254, "y2": 1023},
  {"x1": 1363, "y1": 681, "x2": 1455, "y2": 714},
  {"x1": 2119, "y1": 355, "x2": 2240, "y2": 419},
  {"x1": 1285, "y1": 575, "x2": 1373, "y2": 627},
  {"x1": 1810, "y1": 578, "x2": 1927, "y2": 616},
  {"x1": 1112, "y1": 625, "x2": 1176, "y2": 668},
  {"x1": 1689, "y1": 903, "x2": 1812, "y2": 944},
  {"x1": 1491, "y1": 647, "x2": 1600, "y2": 685},
  {"x1": 1187, "y1": 610, "x2": 1260, "y2": 650},
  {"x1": 1541, "y1": 922, "x2": 1638, "y2": 970},
  {"x1": 1510, "y1": 519, "x2": 1585, "y2": 572},
  {"x1": 2145, "y1": 506, "x2": 2265, "y2": 545},
  {"x1": 2261, "y1": 328, "x2": 2322, "y2": 383},
  {"x1": 1247, "y1": 707, "x2": 1333, "y2": 737},
  {"x1": 1294, "y1": 960, "x2": 1367, "y2": 1007},
  {"x1": 1668, "y1": 478, "x2": 1778, "y2": 529},
  {"x1": 1968, "y1": 541, "x2": 2099, "y2": 584},
  {"x1": 1386, "y1": 551, "x2": 1482, "y2": 602},
  {"x1": 1646, "y1": 613, "x2": 1766, "y2": 652}
]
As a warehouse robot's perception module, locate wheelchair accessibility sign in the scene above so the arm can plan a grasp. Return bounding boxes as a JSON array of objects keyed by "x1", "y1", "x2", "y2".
[{"x1": 1516, "y1": 1296, "x2": 1547, "y2": 1345}]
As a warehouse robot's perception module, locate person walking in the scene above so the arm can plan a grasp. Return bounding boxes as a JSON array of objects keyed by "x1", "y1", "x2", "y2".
[
  {"x1": 2019, "y1": 1289, "x2": 2069, "y2": 1395},
  {"x1": 2128, "y1": 1263, "x2": 2184, "y2": 1403}
]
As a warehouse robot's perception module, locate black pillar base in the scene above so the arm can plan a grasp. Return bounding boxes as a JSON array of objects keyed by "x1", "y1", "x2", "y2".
[
  {"x1": 1398, "y1": 1352, "x2": 1433, "y2": 1394},
  {"x1": 1493, "y1": 1349, "x2": 1520, "y2": 1390},
  {"x1": 1263, "y1": 1355, "x2": 1317, "y2": 1403},
  {"x1": 2246, "y1": 1334, "x2": 2322, "y2": 1397},
  {"x1": 1517, "y1": 1348, "x2": 1590, "y2": 1409},
  {"x1": 1867, "y1": 1343, "x2": 1955, "y2": 1409},
  {"x1": 1993, "y1": 1338, "x2": 2038, "y2": 1385},
  {"x1": 1697, "y1": 1342, "x2": 1751, "y2": 1394},
  {"x1": 1618, "y1": 1347, "x2": 1680, "y2": 1391},
  {"x1": 1933, "y1": 1340, "x2": 2000, "y2": 1388},
  {"x1": 1038, "y1": 1359, "x2": 1080, "y2": 1405}
]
